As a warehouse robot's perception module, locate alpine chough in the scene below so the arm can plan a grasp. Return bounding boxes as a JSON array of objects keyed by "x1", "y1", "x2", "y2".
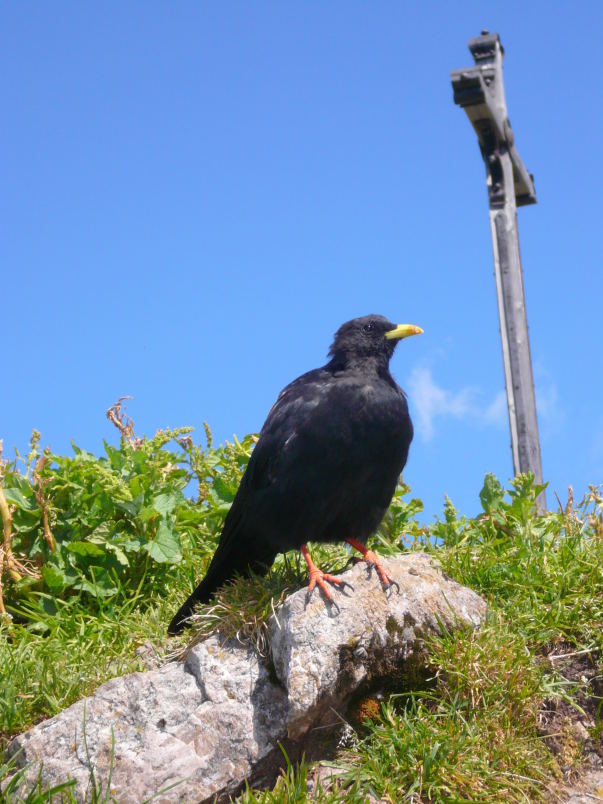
[{"x1": 168, "y1": 314, "x2": 422, "y2": 635}]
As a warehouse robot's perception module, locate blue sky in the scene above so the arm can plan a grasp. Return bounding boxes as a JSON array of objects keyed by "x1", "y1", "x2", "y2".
[{"x1": 2, "y1": 3, "x2": 601, "y2": 522}]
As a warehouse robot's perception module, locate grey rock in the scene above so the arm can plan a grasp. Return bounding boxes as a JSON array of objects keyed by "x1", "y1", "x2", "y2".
[
  {"x1": 561, "y1": 768, "x2": 603, "y2": 803},
  {"x1": 270, "y1": 551, "x2": 486, "y2": 738},
  {"x1": 8, "y1": 638, "x2": 288, "y2": 803},
  {"x1": 8, "y1": 552, "x2": 486, "y2": 802},
  {"x1": 569, "y1": 720, "x2": 591, "y2": 745}
]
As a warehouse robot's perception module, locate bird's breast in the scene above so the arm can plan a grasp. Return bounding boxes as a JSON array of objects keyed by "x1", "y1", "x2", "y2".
[{"x1": 306, "y1": 376, "x2": 409, "y2": 451}]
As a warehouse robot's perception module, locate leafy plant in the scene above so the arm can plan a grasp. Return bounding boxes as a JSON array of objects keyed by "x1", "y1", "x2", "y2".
[
  {"x1": 0, "y1": 403, "x2": 257, "y2": 623},
  {"x1": 430, "y1": 474, "x2": 603, "y2": 651}
]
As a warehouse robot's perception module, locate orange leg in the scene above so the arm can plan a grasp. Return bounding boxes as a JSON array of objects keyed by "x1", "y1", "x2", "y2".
[
  {"x1": 301, "y1": 544, "x2": 352, "y2": 610},
  {"x1": 345, "y1": 537, "x2": 400, "y2": 593}
]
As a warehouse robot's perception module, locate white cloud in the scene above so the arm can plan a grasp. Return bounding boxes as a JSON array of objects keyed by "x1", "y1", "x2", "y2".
[
  {"x1": 406, "y1": 362, "x2": 565, "y2": 444},
  {"x1": 534, "y1": 364, "x2": 564, "y2": 438},
  {"x1": 484, "y1": 391, "x2": 508, "y2": 426},
  {"x1": 407, "y1": 366, "x2": 507, "y2": 442}
]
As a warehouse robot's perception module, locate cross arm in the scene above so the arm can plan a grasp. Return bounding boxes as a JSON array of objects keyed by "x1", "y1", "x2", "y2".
[{"x1": 450, "y1": 32, "x2": 537, "y2": 208}]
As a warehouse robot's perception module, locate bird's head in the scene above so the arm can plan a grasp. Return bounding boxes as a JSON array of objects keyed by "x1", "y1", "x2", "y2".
[{"x1": 328, "y1": 315, "x2": 423, "y2": 363}]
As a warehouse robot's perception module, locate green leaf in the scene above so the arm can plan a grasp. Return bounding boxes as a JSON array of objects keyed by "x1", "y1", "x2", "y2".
[
  {"x1": 71, "y1": 443, "x2": 98, "y2": 461},
  {"x1": 211, "y1": 476, "x2": 237, "y2": 504},
  {"x1": 74, "y1": 574, "x2": 117, "y2": 598},
  {"x1": 41, "y1": 564, "x2": 72, "y2": 593},
  {"x1": 479, "y1": 474, "x2": 505, "y2": 513},
  {"x1": 177, "y1": 507, "x2": 205, "y2": 525},
  {"x1": 103, "y1": 440, "x2": 125, "y2": 469},
  {"x1": 105, "y1": 542, "x2": 130, "y2": 566},
  {"x1": 143, "y1": 518, "x2": 182, "y2": 564},
  {"x1": 89, "y1": 522, "x2": 112, "y2": 542},
  {"x1": 118, "y1": 536, "x2": 143, "y2": 553},
  {"x1": 1, "y1": 486, "x2": 38, "y2": 511},
  {"x1": 65, "y1": 541, "x2": 106, "y2": 558},
  {"x1": 115, "y1": 496, "x2": 143, "y2": 517},
  {"x1": 150, "y1": 491, "x2": 179, "y2": 517},
  {"x1": 129, "y1": 475, "x2": 144, "y2": 498}
]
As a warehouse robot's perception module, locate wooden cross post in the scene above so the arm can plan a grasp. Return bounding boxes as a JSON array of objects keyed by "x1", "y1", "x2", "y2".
[{"x1": 451, "y1": 31, "x2": 546, "y2": 512}]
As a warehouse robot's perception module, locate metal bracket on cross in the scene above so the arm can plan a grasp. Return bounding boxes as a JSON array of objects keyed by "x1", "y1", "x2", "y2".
[{"x1": 451, "y1": 32, "x2": 536, "y2": 209}]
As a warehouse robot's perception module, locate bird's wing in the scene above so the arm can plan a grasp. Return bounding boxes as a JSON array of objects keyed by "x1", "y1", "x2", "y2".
[
  {"x1": 243, "y1": 367, "x2": 332, "y2": 490},
  {"x1": 197, "y1": 368, "x2": 330, "y2": 552}
]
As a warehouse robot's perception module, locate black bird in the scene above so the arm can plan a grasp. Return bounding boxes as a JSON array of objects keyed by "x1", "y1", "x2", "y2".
[{"x1": 168, "y1": 314, "x2": 422, "y2": 635}]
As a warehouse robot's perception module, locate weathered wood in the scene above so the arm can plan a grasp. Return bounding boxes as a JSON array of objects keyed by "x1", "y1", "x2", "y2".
[{"x1": 451, "y1": 31, "x2": 545, "y2": 512}]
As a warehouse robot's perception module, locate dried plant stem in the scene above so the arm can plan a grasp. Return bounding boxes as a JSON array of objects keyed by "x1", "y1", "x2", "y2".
[
  {"x1": 0, "y1": 568, "x2": 6, "y2": 617},
  {"x1": 0, "y1": 486, "x2": 41, "y2": 588},
  {"x1": 0, "y1": 487, "x2": 15, "y2": 618},
  {"x1": 33, "y1": 454, "x2": 56, "y2": 552},
  {"x1": 0, "y1": 487, "x2": 22, "y2": 582},
  {"x1": 0, "y1": 440, "x2": 43, "y2": 611},
  {"x1": 106, "y1": 396, "x2": 143, "y2": 449}
]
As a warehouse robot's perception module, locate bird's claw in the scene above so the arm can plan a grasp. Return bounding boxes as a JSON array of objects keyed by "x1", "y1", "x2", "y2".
[
  {"x1": 305, "y1": 585, "x2": 342, "y2": 615},
  {"x1": 327, "y1": 598, "x2": 341, "y2": 615},
  {"x1": 384, "y1": 577, "x2": 400, "y2": 596},
  {"x1": 305, "y1": 570, "x2": 350, "y2": 613},
  {"x1": 362, "y1": 551, "x2": 400, "y2": 596}
]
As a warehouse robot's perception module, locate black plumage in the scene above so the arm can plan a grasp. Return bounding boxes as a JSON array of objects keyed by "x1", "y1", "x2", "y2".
[{"x1": 168, "y1": 314, "x2": 422, "y2": 635}]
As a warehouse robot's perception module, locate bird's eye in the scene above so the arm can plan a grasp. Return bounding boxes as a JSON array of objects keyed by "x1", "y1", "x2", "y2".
[{"x1": 362, "y1": 322, "x2": 374, "y2": 333}]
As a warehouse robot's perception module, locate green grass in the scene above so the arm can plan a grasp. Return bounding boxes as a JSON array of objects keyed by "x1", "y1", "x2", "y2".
[
  {"x1": 1, "y1": 423, "x2": 601, "y2": 802},
  {"x1": 0, "y1": 591, "x2": 177, "y2": 740},
  {"x1": 338, "y1": 619, "x2": 557, "y2": 802},
  {"x1": 432, "y1": 481, "x2": 602, "y2": 652}
]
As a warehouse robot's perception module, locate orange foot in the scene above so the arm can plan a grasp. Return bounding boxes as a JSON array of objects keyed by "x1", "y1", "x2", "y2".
[
  {"x1": 346, "y1": 537, "x2": 400, "y2": 594},
  {"x1": 301, "y1": 544, "x2": 353, "y2": 613}
]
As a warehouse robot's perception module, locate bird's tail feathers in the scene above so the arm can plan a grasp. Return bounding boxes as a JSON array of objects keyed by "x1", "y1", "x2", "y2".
[{"x1": 167, "y1": 527, "x2": 275, "y2": 635}]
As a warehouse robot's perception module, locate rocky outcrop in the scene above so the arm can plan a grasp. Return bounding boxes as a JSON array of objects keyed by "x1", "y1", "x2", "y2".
[{"x1": 8, "y1": 552, "x2": 486, "y2": 802}]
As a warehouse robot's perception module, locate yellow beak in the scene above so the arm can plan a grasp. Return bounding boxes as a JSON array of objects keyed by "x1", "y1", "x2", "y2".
[{"x1": 384, "y1": 324, "x2": 424, "y2": 341}]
